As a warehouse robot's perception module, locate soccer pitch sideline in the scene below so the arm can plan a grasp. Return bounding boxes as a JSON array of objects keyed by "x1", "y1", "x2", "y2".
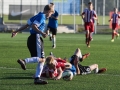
[{"x1": 0, "y1": 33, "x2": 120, "y2": 90}]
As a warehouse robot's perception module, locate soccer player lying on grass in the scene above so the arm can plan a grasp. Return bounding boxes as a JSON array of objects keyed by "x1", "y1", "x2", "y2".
[
  {"x1": 40, "y1": 56, "x2": 75, "y2": 80},
  {"x1": 69, "y1": 48, "x2": 107, "y2": 75}
]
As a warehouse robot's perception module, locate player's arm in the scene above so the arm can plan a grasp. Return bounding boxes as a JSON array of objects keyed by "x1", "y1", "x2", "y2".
[
  {"x1": 108, "y1": 15, "x2": 113, "y2": 22},
  {"x1": 11, "y1": 24, "x2": 29, "y2": 37},
  {"x1": 108, "y1": 18, "x2": 112, "y2": 22},
  {"x1": 38, "y1": 58, "x2": 46, "y2": 63},
  {"x1": 51, "y1": 16, "x2": 59, "y2": 20},
  {"x1": 50, "y1": 12, "x2": 59, "y2": 20},
  {"x1": 54, "y1": 67, "x2": 63, "y2": 80},
  {"x1": 93, "y1": 11, "x2": 99, "y2": 24},
  {"x1": 81, "y1": 12, "x2": 85, "y2": 22},
  {"x1": 32, "y1": 24, "x2": 47, "y2": 38},
  {"x1": 64, "y1": 62, "x2": 72, "y2": 69}
]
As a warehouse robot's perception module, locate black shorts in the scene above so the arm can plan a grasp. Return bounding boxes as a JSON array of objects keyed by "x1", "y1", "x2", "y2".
[
  {"x1": 78, "y1": 64, "x2": 91, "y2": 75},
  {"x1": 27, "y1": 34, "x2": 45, "y2": 58},
  {"x1": 70, "y1": 55, "x2": 91, "y2": 75},
  {"x1": 47, "y1": 26, "x2": 57, "y2": 35}
]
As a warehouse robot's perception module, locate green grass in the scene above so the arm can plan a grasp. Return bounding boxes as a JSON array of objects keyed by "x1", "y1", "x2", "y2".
[
  {"x1": 0, "y1": 33, "x2": 120, "y2": 90},
  {"x1": 3, "y1": 15, "x2": 110, "y2": 25}
]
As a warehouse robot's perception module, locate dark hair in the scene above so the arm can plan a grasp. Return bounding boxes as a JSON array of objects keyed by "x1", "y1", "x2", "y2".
[
  {"x1": 50, "y1": 2, "x2": 54, "y2": 5},
  {"x1": 88, "y1": 2, "x2": 92, "y2": 5},
  {"x1": 44, "y1": 4, "x2": 54, "y2": 12}
]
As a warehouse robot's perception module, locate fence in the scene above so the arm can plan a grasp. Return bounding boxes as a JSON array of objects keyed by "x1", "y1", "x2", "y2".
[{"x1": 0, "y1": 0, "x2": 120, "y2": 33}]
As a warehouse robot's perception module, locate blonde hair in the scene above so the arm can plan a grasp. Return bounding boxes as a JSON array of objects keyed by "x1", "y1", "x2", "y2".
[
  {"x1": 44, "y1": 4, "x2": 54, "y2": 13},
  {"x1": 46, "y1": 56, "x2": 54, "y2": 65}
]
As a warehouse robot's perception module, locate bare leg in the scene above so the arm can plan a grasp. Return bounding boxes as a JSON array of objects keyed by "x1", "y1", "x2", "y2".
[{"x1": 89, "y1": 64, "x2": 98, "y2": 73}]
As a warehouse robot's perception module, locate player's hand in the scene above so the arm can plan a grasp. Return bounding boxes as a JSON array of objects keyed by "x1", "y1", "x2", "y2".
[
  {"x1": 108, "y1": 20, "x2": 111, "y2": 22},
  {"x1": 11, "y1": 32, "x2": 17, "y2": 38},
  {"x1": 42, "y1": 33, "x2": 48, "y2": 38}
]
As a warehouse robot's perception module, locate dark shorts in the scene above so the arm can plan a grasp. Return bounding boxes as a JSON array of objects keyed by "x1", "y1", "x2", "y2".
[
  {"x1": 27, "y1": 34, "x2": 44, "y2": 58},
  {"x1": 47, "y1": 26, "x2": 57, "y2": 35},
  {"x1": 70, "y1": 55, "x2": 91, "y2": 75},
  {"x1": 78, "y1": 64, "x2": 91, "y2": 75}
]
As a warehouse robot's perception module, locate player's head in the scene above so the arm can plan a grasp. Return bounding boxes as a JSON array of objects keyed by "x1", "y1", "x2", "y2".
[
  {"x1": 114, "y1": 8, "x2": 118, "y2": 13},
  {"x1": 46, "y1": 56, "x2": 56, "y2": 69},
  {"x1": 50, "y1": 2, "x2": 55, "y2": 7},
  {"x1": 43, "y1": 4, "x2": 54, "y2": 18},
  {"x1": 50, "y1": 2, "x2": 55, "y2": 13},
  {"x1": 88, "y1": 2, "x2": 93, "y2": 10}
]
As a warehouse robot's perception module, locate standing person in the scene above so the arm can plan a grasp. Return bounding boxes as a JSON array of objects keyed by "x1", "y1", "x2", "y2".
[
  {"x1": 46, "y1": 3, "x2": 59, "y2": 49},
  {"x1": 69, "y1": 48, "x2": 107, "y2": 75},
  {"x1": 108, "y1": 8, "x2": 120, "y2": 42},
  {"x1": 81, "y1": 2, "x2": 98, "y2": 47},
  {"x1": 16, "y1": 4, "x2": 55, "y2": 85},
  {"x1": 12, "y1": 4, "x2": 55, "y2": 58}
]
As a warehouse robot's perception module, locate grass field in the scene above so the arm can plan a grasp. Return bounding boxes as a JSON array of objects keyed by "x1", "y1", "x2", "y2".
[
  {"x1": 0, "y1": 33, "x2": 120, "y2": 90},
  {"x1": 3, "y1": 15, "x2": 110, "y2": 25}
]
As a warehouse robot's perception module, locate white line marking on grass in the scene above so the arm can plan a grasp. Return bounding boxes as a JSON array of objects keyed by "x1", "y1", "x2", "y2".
[
  {"x1": 0, "y1": 67, "x2": 34, "y2": 70},
  {"x1": 97, "y1": 74, "x2": 120, "y2": 77}
]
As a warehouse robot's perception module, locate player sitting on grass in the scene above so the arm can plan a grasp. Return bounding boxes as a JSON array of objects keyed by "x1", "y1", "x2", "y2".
[{"x1": 69, "y1": 48, "x2": 107, "y2": 75}]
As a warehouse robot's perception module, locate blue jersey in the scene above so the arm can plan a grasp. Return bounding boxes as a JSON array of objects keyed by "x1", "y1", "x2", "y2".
[
  {"x1": 27, "y1": 12, "x2": 46, "y2": 34},
  {"x1": 48, "y1": 10, "x2": 59, "y2": 28},
  {"x1": 68, "y1": 65, "x2": 76, "y2": 75}
]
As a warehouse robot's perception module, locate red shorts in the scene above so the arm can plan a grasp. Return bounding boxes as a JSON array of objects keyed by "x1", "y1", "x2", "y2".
[
  {"x1": 112, "y1": 23, "x2": 118, "y2": 30},
  {"x1": 84, "y1": 22, "x2": 94, "y2": 32}
]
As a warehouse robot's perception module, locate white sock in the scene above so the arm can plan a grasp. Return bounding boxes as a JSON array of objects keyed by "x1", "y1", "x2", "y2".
[
  {"x1": 94, "y1": 67, "x2": 99, "y2": 73},
  {"x1": 52, "y1": 37, "x2": 56, "y2": 46},
  {"x1": 25, "y1": 57, "x2": 39, "y2": 63},
  {"x1": 78, "y1": 52, "x2": 82, "y2": 59},
  {"x1": 35, "y1": 62, "x2": 44, "y2": 78}
]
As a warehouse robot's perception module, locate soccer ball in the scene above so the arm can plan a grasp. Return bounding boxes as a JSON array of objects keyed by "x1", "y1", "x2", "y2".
[{"x1": 62, "y1": 70, "x2": 73, "y2": 81}]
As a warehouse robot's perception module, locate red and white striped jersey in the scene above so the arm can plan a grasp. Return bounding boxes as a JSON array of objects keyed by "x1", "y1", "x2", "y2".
[
  {"x1": 82, "y1": 8, "x2": 97, "y2": 23},
  {"x1": 111, "y1": 13, "x2": 120, "y2": 23}
]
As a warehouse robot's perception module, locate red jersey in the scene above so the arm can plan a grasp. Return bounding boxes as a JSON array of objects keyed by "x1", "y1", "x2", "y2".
[{"x1": 42, "y1": 58, "x2": 66, "y2": 78}]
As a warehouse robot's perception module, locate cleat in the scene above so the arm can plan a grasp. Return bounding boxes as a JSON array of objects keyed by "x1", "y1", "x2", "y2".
[
  {"x1": 52, "y1": 45, "x2": 56, "y2": 49},
  {"x1": 34, "y1": 78, "x2": 48, "y2": 85},
  {"x1": 87, "y1": 44, "x2": 90, "y2": 48},
  {"x1": 98, "y1": 68, "x2": 107, "y2": 73},
  {"x1": 111, "y1": 39, "x2": 114, "y2": 42},
  {"x1": 17, "y1": 59, "x2": 26, "y2": 70},
  {"x1": 89, "y1": 37, "x2": 93, "y2": 41},
  {"x1": 49, "y1": 52, "x2": 53, "y2": 56},
  {"x1": 116, "y1": 34, "x2": 119, "y2": 39}
]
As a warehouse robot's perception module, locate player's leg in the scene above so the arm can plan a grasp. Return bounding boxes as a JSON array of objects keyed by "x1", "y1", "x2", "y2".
[
  {"x1": 115, "y1": 24, "x2": 119, "y2": 39},
  {"x1": 85, "y1": 30, "x2": 90, "y2": 46},
  {"x1": 73, "y1": 48, "x2": 90, "y2": 62},
  {"x1": 46, "y1": 26, "x2": 52, "y2": 41},
  {"x1": 84, "y1": 23, "x2": 90, "y2": 46},
  {"x1": 51, "y1": 28, "x2": 57, "y2": 48},
  {"x1": 89, "y1": 64, "x2": 99, "y2": 73},
  {"x1": 34, "y1": 61, "x2": 48, "y2": 84},
  {"x1": 27, "y1": 34, "x2": 37, "y2": 57},
  {"x1": 89, "y1": 64, "x2": 107, "y2": 74},
  {"x1": 17, "y1": 57, "x2": 41, "y2": 70}
]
